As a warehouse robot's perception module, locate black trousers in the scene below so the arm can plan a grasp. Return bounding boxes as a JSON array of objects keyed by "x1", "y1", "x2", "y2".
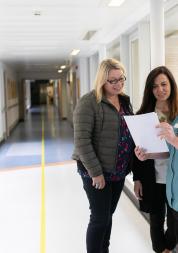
[
  {"x1": 149, "y1": 183, "x2": 177, "y2": 253},
  {"x1": 81, "y1": 175, "x2": 124, "y2": 253},
  {"x1": 171, "y1": 208, "x2": 178, "y2": 245}
]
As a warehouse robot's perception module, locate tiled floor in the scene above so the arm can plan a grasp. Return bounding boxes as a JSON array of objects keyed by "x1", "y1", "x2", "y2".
[
  {"x1": 0, "y1": 162, "x2": 152, "y2": 253},
  {"x1": 0, "y1": 105, "x2": 74, "y2": 169}
]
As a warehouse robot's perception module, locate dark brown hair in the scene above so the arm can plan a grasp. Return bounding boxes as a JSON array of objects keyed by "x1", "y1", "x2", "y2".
[{"x1": 137, "y1": 66, "x2": 178, "y2": 121}]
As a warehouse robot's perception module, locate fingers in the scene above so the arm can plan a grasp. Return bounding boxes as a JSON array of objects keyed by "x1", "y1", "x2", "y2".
[
  {"x1": 134, "y1": 181, "x2": 143, "y2": 200},
  {"x1": 157, "y1": 124, "x2": 175, "y2": 142},
  {"x1": 156, "y1": 122, "x2": 169, "y2": 128},
  {"x1": 135, "y1": 190, "x2": 142, "y2": 200},
  {"x1": 93, "y1": 181, "x2": 104, "y2": 189},
  {"x1": 156, "y1": 122, "x2": 174, "y2": 138},
  {"x1": 135, "y1": 146, "x2": 146, "y2": 154},
  {"x1": 157, "y1": 132, "x2": 166, "y2": 140},
  {"x1": 135, "y1": 146, "x2": 147, "y2": 161},
  {"x1": 134, "y1": 188, "x2": 140, "y2": 199},
  {"x1": 92, "y1": 175, "x2": 106, "y2": 190}
]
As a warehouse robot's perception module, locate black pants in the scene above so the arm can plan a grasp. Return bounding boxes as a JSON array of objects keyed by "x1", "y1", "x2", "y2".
[
  {"x1": 149, "y1": 183, "x2": 177, "y2": 253},
  {"x1": 81, "y1": 175, "x2": 124, "y2": 253},
  {"x1": 172, "y1": 208, "x2": 178, "y2": 246}
]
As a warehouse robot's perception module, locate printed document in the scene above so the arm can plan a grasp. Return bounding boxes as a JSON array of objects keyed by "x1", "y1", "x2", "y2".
[{"x1": 124, "y1": 112, "x2": 169, "y2": 153}]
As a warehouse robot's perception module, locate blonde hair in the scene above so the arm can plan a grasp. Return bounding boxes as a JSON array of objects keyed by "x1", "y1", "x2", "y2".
[{"x1": 94, "y1": 58, "x2": 126, "y2": 102}]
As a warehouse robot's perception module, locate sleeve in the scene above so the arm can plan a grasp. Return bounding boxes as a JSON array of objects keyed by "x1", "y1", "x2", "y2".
[{"x1": 73, "y1": 96, "x2": 103, "y2": 177}]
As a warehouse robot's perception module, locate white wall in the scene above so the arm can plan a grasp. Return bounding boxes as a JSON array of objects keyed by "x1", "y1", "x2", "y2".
[
  {"x1": 77, "y1": 57, "x2": 90, "y2": 97},
  {"x1": 138, "y1": 22, "x2": 151, "y2": 102},
  {"x1": 120, "y1": 35, "x2": 130, "y2": 95},
  {"x1": 107, "y1": 43, "x2": 120, "y2": 60},
  {"x1": 165, "y1": 36, "x2": 178, "y2": 84},
  {"x1": 89, "y1": 53, "x2": 99, "y2": 91}
]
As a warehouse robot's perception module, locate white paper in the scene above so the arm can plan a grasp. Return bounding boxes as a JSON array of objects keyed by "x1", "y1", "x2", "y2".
[{"x1": 124, "y1": 112, "x2": 169, "y2": 153}]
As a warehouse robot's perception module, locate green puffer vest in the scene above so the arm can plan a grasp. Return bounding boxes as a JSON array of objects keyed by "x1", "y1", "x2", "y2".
[{"x1": 72, "y1": 90, "x2": 133, "y2": 177}]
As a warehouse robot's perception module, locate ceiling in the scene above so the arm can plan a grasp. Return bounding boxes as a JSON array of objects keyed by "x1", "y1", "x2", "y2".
[{"x1": 0, "y1": 0, "x2": 177, "y2": 75}]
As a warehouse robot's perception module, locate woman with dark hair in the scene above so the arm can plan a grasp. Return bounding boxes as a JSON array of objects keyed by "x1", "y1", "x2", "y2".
[
  {"x1": 72, "y1": 58, "x2": 134, "y2": 253},
  {"x1": 133, "y1": 66, "x2": 178, "y2": 253},
  {"x1": 137, "y1": 66, "x2": 178, "y2": 120}
]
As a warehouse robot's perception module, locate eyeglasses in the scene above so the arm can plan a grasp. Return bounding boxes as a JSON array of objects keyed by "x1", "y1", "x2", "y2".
[{"x1": 107, "y1": 76, "x2": 126, "y2": 85}]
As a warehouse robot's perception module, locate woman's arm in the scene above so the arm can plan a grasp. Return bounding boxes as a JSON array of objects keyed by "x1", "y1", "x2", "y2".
[{"x1": 73, "y1": 95, "x2": 103, "y2": 177}]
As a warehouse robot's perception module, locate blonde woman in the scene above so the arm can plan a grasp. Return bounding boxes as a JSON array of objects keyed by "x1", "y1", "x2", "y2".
[{"x1": 72, "y1": 58, "x2": 134, "y2": 253}]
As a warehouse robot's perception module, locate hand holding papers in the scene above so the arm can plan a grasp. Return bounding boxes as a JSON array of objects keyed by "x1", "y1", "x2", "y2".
[{"x1": 124, "y1": 112, "x2": 169, "y2": 158}]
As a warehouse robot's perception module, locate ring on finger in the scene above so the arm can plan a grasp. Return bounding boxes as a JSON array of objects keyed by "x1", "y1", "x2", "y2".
[{"x1": 95, "y1": 183, "x2": 99, "y2": 189}]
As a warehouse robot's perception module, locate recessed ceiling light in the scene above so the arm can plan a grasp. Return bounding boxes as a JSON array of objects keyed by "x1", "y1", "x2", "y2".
[
  {"x1": 70, "y1": 49, "x2": 80, "y2": 56},
  {"x1": 58, "y1": 69, "x2": 62, "y2": 73},
  {"x1": 60, "y1": 65, "x2": 66, "y2": 69},
  {"x1": 108, "y1": 0, "x2": 125, "y2": 7}
]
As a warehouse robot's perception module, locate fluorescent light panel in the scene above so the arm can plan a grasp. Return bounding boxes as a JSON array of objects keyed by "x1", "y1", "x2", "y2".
[
  {"x1": 70, "y1": 49, "x2": 80, "y2": 56},
  {"x1": 60, "y1": 65, "x2": 66, "y2": 69},
  {"x1": 108, "y1": 0, "x2": 125, "y2": 7}
]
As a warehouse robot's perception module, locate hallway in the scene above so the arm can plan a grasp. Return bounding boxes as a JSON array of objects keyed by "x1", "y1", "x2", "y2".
[
  {"x1": 0, "y1": 0, "x2": 178, "y2": 251},
  {"x1": 0, "y1": 105, "x2": 74, "y2": 169}
]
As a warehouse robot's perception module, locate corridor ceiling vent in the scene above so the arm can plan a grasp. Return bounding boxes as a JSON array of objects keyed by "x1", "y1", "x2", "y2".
[
  {"x1": 82, "y1": 31, "x2": 97, "y2": 40},
  {"x1": 108, "y1": 0, "x2": 125, "y2": 7},
  {"x1": 70, "y1": 49, "x2": 80, "y2": 56}
]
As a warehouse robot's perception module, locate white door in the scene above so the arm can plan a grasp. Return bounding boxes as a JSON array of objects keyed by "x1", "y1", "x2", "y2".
[{"x1": 0, "y1": 69, "x2": 5, "y2": 141}]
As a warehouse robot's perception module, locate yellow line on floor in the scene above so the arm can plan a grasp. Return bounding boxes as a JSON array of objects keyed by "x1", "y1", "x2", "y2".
[{"x1": 40, "y1": 117, "x2": 46, "y2": 253}]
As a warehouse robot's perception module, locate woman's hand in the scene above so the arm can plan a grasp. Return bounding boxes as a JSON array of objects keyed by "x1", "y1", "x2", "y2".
[
  {"x1": 156, "y1": 122, "x2": 176, "y2": 144},
  {"x1": 134, "y1": 146, "x2": 148, "y2": 161},
  {"x1": 92, "y1": 175, "x2": 105, "y2": 190},
  {"x1": 134, "y1": 180, "x2": 143, "y2": 200}
]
